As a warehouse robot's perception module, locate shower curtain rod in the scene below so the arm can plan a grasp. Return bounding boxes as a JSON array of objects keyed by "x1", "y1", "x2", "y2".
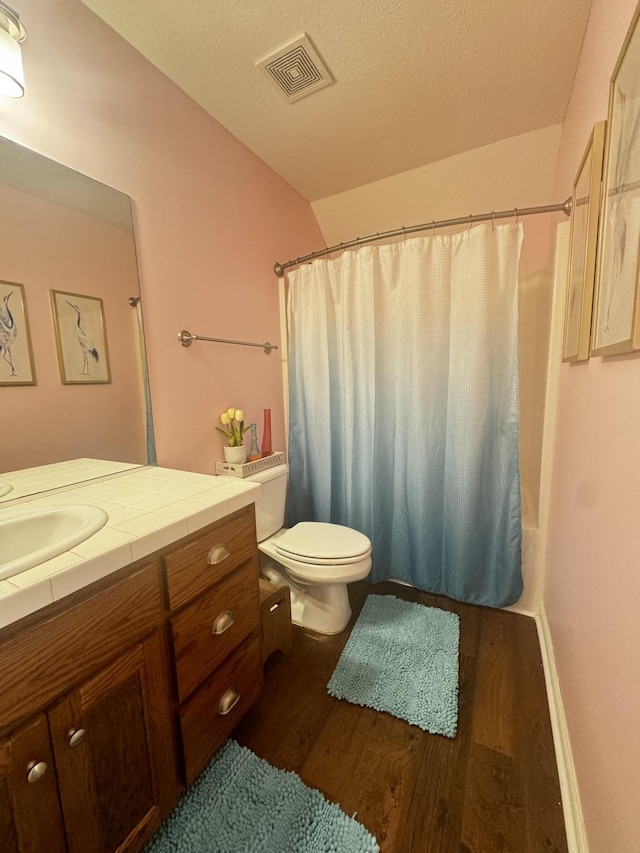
[{"x1": 273, "y1": 197, "x2": 572, "y2": 277}]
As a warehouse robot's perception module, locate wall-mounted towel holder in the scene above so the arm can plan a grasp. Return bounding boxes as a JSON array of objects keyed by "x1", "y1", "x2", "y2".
[{"x1": 178, "y1": 329, "x2": 278, "y2": 355}]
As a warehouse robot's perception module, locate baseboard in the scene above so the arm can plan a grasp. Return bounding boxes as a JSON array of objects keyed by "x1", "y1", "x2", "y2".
[{"x1": 535, "y1": 604, "x2": 590, "y2": 853}]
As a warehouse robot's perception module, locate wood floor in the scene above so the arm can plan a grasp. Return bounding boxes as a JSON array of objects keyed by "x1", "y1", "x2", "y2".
[{"x1": 233, "y1": 580, "x2": 568, "y2": 853}]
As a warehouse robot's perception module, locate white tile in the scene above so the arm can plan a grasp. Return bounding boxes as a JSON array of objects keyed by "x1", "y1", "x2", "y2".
[
  {"x1": 130, "y1": 519, "x2": 189, "y2": 561},
  {"x1": 9, "y1": 552, "x2": 84, "y2": 588},
  {"x1": 51, "y1": 543, "x2": 133, "y2": 600},
  {"x1": 105, "y1": 505, "x2": 149, "y2": 526},
  {"x1": 0, "y1": 581, "x2": 18, "y2": 598},
  {"x1": 127, "y1": 477, "x2": 179, "y2": 495},
  {"x1": 187, "y1": 488, "x2": 235, "y2": 507},
  {"x1": 31, "y1": 493, "x2": 121, "y2": 512},
  {"x1": 151, "y1": 468, "x2": 215, "y2": 486},
  {"x1": 0, "y1": 579, "x2": 54, "y2": 630},
  {"x1": 131, "y1": 493, "x2": 185, "y2": 510},
  {"x1": 113, "y1": 513, "x2": 177, "y2": 536},
  {"x1": 185, "y1": 502, "x2": 235, "y2": 534},
  {"x1": 71, "y1": 527, "x2": 135, "y2": 558},
  {"x1": 74, "y1": 484, "x2": 151, "y2": 503},
  {"x1": 164, "y1": 484, "x2": 211, "y2": 499},
  {"x1": 228, "y1": 493, "x2": 259, "y2": 514},
  {"x1": 153, "y1": 499, "x2": 209, "y2": 520}
]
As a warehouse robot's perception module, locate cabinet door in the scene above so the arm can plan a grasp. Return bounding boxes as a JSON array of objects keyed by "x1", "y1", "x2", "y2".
[
  {"x1": 0, "y1": 714, "x2": 67, "y2": 853},
  {"x1": 49, "y1": 632, "x2": 178, "y2": 853}
]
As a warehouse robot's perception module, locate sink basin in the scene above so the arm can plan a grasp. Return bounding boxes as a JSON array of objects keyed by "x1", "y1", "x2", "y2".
[
  {"x1": 0, "y1": 482, "x2": 12, "y2": 498},
  {"x1": 0, "y1": 504, "x2": 108, "y2": 581}
]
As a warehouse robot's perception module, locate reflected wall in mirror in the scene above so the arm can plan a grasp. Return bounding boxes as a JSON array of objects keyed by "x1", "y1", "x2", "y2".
[{"x1": 0, "y1": 135, "x2": 155, "y2": 497}]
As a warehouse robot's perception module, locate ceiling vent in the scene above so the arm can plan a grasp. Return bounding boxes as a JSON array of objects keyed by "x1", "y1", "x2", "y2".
[{"x1": 256, "y1": 34, "x2": 333, "y2": 103}]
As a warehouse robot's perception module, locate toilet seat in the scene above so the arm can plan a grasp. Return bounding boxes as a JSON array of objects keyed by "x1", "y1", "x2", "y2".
[{"x1": 275, "y1": 522, "x2": 371, "y2": 566}]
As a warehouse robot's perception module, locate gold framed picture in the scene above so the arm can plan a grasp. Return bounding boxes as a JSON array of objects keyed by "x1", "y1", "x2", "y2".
[
  {"x1": 592, "y1": 6, "x2": 640, "y2": 355},
  {"x1": 51, "y1": 290, "x2": 111, "y2": 384},
  {"x1": 0, "y1": 280, "x2": 36, "y2": 386},
  {"x1": 563, "y1": 121, "x2": 606, "y2": 363}
]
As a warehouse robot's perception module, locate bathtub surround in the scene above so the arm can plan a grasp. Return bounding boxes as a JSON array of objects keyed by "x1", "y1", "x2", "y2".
[
  {"x1": 287, "y1": 225, "x2": 523, "y2": 607},
  {"x1": 145, "y1": 739, "x2": 379, "y2": 853},
  {"x1": 327, "y1": 595, "x2": 460, "y2": 738}
]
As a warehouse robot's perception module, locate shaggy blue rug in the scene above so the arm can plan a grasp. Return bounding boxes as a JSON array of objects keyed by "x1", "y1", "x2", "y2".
[
  {"x1": 327, "y1": 594, "x2": 460, "y2": 738},
  {"x1": 145, "y1": 739, "x2": 379, "y2": 853}
]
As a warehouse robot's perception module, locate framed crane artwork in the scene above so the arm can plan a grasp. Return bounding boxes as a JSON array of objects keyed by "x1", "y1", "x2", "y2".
[
  {"x1": 51, "y1": 290, "x2": 111, "y2": 384},
  {"x1": 0, "y1": 280, "x2": 36, "y2": 386}
]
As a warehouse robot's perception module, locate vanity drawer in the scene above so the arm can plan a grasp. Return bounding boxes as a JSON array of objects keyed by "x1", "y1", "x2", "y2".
[
  {"x1": 163, "y1": 506, "x2": 256, "y2": 610},
  {"x1": 170, "y1": 559, "x2": 260, "y2": 702},
  {"x1": 179, "y1": 632, "x2": 263, "y2": 786}
]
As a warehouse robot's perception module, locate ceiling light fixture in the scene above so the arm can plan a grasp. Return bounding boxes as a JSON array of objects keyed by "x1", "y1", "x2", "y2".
[{"x1": 0, "y1": 2, "x2": 25, "y2": 98}]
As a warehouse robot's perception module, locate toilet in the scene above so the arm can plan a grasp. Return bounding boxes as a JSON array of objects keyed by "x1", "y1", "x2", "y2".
[{"x1": 246, "y1": 464, "x2": 372, "y2": 635}]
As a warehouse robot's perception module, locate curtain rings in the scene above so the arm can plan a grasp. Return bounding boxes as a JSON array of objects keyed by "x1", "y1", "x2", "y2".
[
  {"x1": 468, "y1": 213, "x2": 472, "y2": 230},
  {"x1": 402, "y1": 225, "x2": 407, "y2": 242},
  {"x1": 324, "y1": 246, "x2": 330, "y2": 260},
  {"x1": 514, "y1": 207, "x2": 519, "y2": 225},
  {"x1": 432, "y1": 220, "x2": 436, "y2": 237},
  {"x1": 491, "y1": 210, "x2": 495, "y2": 230}
]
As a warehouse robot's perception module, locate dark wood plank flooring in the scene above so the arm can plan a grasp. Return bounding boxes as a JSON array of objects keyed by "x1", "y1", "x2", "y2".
[{"x1": 233, "y1": 580, "x2": 568, "y2": 853}]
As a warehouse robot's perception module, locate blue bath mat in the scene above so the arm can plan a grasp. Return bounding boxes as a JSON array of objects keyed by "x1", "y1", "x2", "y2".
[
  {"x1": 327, "y1": 594, "x2": 460, "y2": 737},
  {"x1": 145, "y1": 739, "x2": 379, "y2": 853}
]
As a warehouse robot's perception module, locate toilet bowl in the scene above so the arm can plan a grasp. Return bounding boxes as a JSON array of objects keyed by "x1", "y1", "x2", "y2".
[{"x1": 244, "y1": 464, "x2": 372, "y2": 634}]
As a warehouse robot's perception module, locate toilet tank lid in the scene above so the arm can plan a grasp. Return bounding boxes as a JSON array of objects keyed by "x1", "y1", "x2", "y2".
[{"x1": 246, "y1": 462, "x2": 288, "y2": 483}]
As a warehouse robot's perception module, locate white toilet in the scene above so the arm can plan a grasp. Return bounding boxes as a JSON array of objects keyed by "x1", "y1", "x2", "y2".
[{"x1": 246, "y1": 464, "x2": 372, "y2": 634}]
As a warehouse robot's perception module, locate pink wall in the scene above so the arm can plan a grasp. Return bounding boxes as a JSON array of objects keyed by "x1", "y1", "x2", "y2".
[
  {"x1": 546, "y1": 0, "x2": 640, "y2": 850},
  {"x1": 0, "y1": 0, "x2": 323, "y2": 475},
  {"x1": 1, "y1": 183, "x2": 146, "y2": 471}
]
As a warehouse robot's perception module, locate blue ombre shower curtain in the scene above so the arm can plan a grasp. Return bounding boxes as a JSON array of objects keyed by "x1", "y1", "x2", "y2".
[{"x1": 285, "y1": 223, "x2": 523, "y2": 608}]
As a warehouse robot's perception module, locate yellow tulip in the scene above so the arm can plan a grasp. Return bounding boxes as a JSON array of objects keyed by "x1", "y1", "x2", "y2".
[
  {"x1": 221, "y1": 412, "x2": 230, "y2": 425},
  {"x1": 227, "y1": 407, "x2": 236, "y2": 419},
  {"x1": 235, "y1": 409, "x2": 244, "y2": 422}
]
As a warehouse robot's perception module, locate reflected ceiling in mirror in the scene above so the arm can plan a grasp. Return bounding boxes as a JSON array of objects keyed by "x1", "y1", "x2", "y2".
[{"x1": 0, "y1": 135, "x2": 154, "y2": 500}]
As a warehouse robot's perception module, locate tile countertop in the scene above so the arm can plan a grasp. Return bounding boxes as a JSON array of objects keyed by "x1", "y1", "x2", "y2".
[{"x1": 0, "y1": 466, "x2": 260, "y2": 631}]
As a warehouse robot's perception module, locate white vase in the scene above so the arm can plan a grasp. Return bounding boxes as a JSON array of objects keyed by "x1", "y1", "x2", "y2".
[{"x1": 224, "y1": 445, "x2": 247, "y2": 464}]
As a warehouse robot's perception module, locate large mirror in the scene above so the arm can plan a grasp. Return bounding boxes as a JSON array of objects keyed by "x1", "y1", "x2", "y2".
[{"x1": 0, "y1": 135, "x2": 155, "y2": 500}]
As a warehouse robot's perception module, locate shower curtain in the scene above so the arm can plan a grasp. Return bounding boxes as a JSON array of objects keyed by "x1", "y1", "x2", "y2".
[{"x1": 286, "y1": 223, "x2": 523, "y2": 608}]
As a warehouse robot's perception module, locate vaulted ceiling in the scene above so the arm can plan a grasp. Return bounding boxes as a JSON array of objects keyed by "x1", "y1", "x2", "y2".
[{"x1": 82, "y1": 0, "x2": 593, "y2": 201}]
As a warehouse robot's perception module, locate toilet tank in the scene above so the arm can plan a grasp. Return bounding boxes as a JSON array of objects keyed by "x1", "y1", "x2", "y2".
[{"x1": 245, "y1": 463, "x2": 288, "y2": 542}]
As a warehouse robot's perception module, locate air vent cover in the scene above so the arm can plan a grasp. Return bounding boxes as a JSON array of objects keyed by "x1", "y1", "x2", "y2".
[{"x1": 256, "y1": 34, "x2": 333, "y2": 103}]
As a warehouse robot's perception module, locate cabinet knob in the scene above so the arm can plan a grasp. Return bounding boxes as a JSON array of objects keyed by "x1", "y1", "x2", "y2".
[
  {"x1": 217, "y1": 687, "x2": 240, "y2": 716},
  {"x1": 212, "y1": 610, "x2": 235, "y2": 635},
  {"x1": 207, "y1": 544, "x2": 230, "y2": 565},
  {"x1": 26, "y1": 760, "x2": 48, "y2": 784},
  {"x1": 67, "y1": 727, "x2": 86, "y2": 748}
]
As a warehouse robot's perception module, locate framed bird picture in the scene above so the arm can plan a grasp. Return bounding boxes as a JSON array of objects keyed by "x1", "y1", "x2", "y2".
[
  {"x1": 0, "y1": 280, "x2": 36, "y2": 386},
  {"x1": 51, "y1": 290, "x2": 111, "y2": 384}
]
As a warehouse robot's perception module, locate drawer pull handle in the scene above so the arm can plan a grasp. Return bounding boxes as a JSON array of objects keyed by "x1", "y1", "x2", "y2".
[
  {"x1": 218, "y1": 687, "x2": 240, "y2": 716},
  {"x1": 269, "y1": 602, "x2": 280, "y2": 612},
  {"x1": 67, "y1": 727, "x2": 86, "y2": 748},
  {"x1": 26, "y1": 761, "x2": 48, "y2": 784},
  {"x1": 207, "y1": 544, "x2": 230, "y2": 565},
  {"x1": 212, "y1": 610, "x2": 235, "y2": 635}
]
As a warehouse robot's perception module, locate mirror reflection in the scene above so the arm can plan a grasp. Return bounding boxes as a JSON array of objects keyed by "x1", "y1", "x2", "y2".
[{"x1": 0, "y1": 135, "x2": 154, "y2": 499}]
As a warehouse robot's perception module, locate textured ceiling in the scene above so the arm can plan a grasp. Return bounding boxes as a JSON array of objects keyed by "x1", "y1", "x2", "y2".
[{"x1": 81, "y1": 0, "x2": 593, "y2": 201}]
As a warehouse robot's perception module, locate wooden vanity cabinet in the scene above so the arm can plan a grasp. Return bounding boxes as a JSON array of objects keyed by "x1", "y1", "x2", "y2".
[
  {"x1": 0, "y1": 503, "x2": 263, "y2": 852},
  {"x1": 0, "y1": 562, "x2": 178, "y2": 853}
]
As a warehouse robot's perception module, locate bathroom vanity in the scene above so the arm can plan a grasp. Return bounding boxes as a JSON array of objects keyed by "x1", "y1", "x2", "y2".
[{"x1": 0, "y1": 463, "x2": 263, "y2": 852}]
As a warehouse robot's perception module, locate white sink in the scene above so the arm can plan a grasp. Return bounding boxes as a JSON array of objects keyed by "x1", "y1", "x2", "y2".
[
  {"x1": 0, "y1": 504, "x2": 108, "y2": 581},
  {"x1": 0, "y1": 482, "x2": 12, "y2": 498}
]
